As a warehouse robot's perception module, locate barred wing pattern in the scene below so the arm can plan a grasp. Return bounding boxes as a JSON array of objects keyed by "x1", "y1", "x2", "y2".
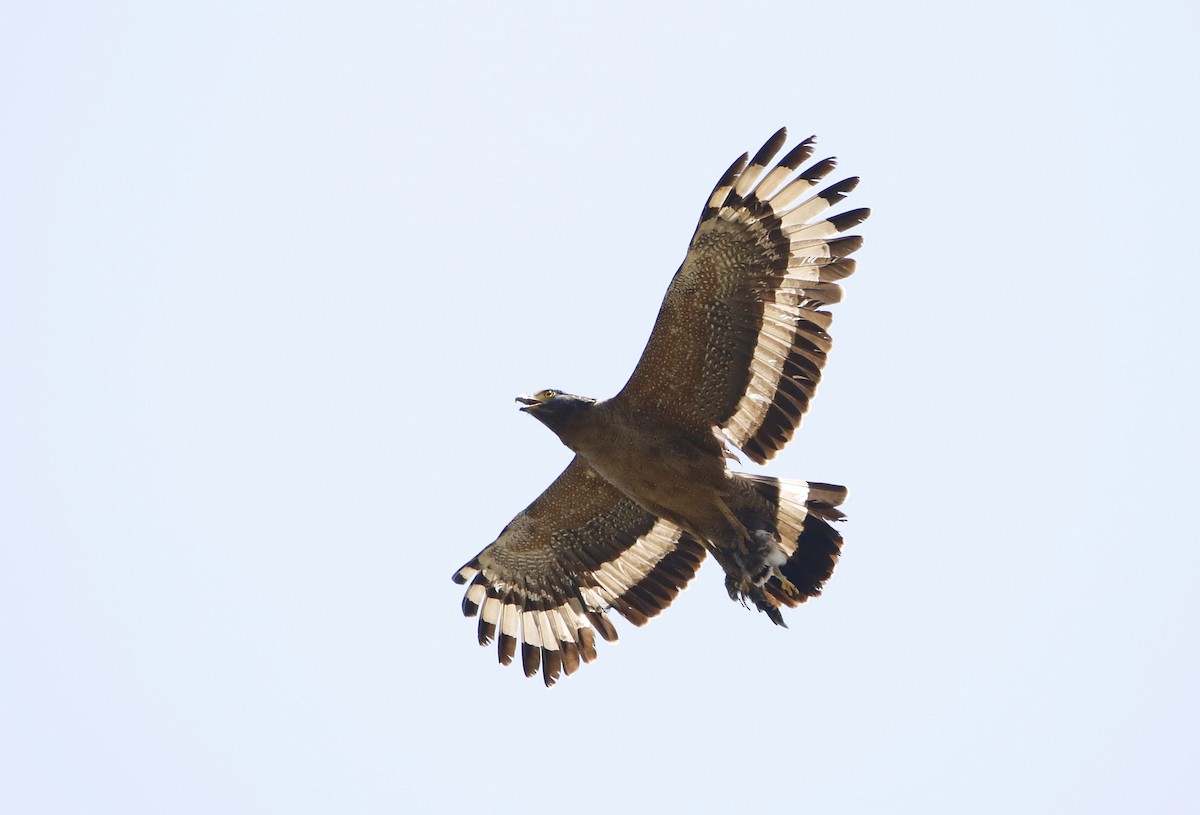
[
  {"x1": 615, "y1": 128, "x2": 869, "y2": 463},
  {"x1": 453, "y1": 456, "x2": 706, "y2": 686}
]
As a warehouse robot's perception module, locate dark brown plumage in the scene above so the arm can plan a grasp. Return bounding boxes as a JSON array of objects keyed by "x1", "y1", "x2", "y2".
[{"x1": 453, "y1": 129, "x2": 868, "y2": 684}]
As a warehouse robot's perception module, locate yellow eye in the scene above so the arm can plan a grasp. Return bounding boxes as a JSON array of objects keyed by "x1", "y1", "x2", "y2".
[{"x1": 539, "y1": 389, "x2": 557, "y2": 400}]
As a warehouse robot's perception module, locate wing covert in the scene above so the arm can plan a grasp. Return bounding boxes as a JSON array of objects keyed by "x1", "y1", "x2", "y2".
[
  {"x1": 452, "y1": 456, "x2": 705, "y2": 685},
  {"x1": 614, "y1": 128, "x2": 869, "y2": 463}
]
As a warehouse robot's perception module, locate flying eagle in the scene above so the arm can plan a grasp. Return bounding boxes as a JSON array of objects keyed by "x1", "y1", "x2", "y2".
[{"x1": 453, "y1": 128, "x2": 868, "y2": 685}]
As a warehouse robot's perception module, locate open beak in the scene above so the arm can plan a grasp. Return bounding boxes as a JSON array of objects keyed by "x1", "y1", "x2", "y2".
[{"x1": 515, "y1": 394, "x2": 542, "y2": 412}]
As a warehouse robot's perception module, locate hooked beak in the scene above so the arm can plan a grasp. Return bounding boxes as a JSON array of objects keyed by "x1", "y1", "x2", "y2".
[{"x1": 515, "y1": 394, "x2": 542, "y2": 412}]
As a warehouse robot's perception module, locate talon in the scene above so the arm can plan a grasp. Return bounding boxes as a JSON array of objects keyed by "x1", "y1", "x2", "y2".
[{"x1": 726, "y1": 575, "x2": 752, "y2": 603}]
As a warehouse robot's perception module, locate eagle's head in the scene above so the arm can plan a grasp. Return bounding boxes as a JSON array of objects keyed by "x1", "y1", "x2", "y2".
[{"x1": 516, "y1": 389, "x2": 597, "y2": 440}]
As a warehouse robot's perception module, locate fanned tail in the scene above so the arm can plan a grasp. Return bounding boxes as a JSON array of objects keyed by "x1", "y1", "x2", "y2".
[{"x1": 731, "y1": 474, "x2": 847, "y2": 625}]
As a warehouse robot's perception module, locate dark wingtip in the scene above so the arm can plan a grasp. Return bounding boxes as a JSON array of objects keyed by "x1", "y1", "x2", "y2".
[
  {"x1": 749, "y1": 128, "x2": 789, "y2": 168},
  {"x1": 829, "y1": 207, "x2": 871, "y2": 231},
  {"x1": 521, "y1": 642, "x2": 541, "y2": 677},
  {"x1": 800, "y1": 156, "x2": 838, "y2": 182},
  {"x1": 777, "y1": 136, "x2": 817, "y2": 171},
  {"x1": 477, "y1": 617, "x2": 496, "y2": 646},
  {"x1": 541, "y1": 649, "x2": 562, "y2": 687},
  {"x1": 498, "y1": 633, "x2": 516, "y2": 666},
  {"x1": 819, "y1": 176, "x2": 860, "y2": 205}
]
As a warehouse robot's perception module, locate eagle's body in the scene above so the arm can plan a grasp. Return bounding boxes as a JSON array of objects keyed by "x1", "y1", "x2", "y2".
[
  {"x1": 454, "y1": 129, "x2": 868, "y2": 684},
  {"x1": 538, "y1": 397, "x2": 728, "y2": 524}
]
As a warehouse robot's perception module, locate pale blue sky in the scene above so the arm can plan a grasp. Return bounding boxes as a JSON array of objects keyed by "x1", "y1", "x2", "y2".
[{"x1": 3, "y1": 2, "x2": 1198, "y2": 813}]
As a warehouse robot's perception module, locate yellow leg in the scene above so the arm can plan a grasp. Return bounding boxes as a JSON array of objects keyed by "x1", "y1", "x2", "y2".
[{"x1": 774, "y1": 570, "x2": 801, "y2": 599}]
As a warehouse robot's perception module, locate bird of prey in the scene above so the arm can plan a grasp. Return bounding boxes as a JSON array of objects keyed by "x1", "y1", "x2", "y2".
[{"x1": 453, "y1": 128, "x2": 868, "y2": 685}]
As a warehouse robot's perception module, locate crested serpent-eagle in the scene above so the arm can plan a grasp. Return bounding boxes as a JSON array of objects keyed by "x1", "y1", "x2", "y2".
[{"x1": 453, "y1": 128, "x2": 869, "y2": 685}]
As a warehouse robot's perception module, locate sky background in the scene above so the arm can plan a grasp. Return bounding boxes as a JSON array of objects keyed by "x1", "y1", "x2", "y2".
[{"x1": 3, "y1": 1, "x2": 1198, "y2": 813}]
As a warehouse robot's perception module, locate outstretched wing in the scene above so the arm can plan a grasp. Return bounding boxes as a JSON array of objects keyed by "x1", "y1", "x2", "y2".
[
  {"x1": 453, "y1": 456, "x2": 706, "y2": 686},
  {"x1": 614, "y1": 128, "x2": 869, "y2": 463}
]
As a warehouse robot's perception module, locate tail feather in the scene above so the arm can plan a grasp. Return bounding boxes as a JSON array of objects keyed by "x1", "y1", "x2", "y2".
[
  {"x1": 739, "y1": 474, "x2": 847, "y2": 616},
  {"x1": 773, "y1": 513, "x2": 843, "y2": 603}
]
